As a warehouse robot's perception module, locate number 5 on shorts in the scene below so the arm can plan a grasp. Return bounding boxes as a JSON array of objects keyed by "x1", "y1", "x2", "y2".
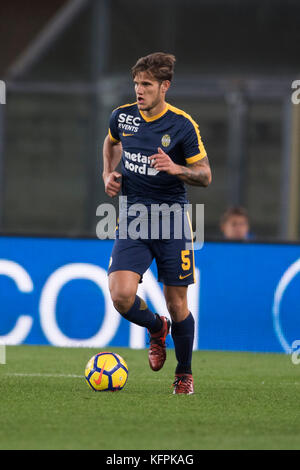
[{"x1": 181, "y1": 250, "x2": 191, "y2": 271}]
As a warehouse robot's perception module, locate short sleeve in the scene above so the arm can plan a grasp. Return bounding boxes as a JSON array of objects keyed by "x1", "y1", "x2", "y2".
[
  {"x1": 182, "y1": 118, "x2": 207, "y2": 164},
  {"x1": 108, "y1": 109, "x2": 120, "y2": 143}
]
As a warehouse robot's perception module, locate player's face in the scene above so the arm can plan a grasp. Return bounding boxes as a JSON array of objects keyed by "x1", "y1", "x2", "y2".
[
  {"x1": 134, "y1": 72, "x2": 167, "y2": 112},
  {"x1": 221, "y1": 216, "x2": 249, "y2": 240}
]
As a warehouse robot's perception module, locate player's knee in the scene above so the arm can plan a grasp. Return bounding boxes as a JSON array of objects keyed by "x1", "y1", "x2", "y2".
[
  {"x1": 110, "y1": 287, "x2": 136, "y2": 314},
  {"x1": 113, "y1": 296, "x2": 135, "y2": 314},
  {"x1": 166, "y1": 299, "x2": 185, "y2": 319}
]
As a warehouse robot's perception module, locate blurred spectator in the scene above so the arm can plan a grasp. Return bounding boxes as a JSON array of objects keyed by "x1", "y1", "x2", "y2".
[{"x1": 220, "y1": 207, "x2": 251, "y2": 240}]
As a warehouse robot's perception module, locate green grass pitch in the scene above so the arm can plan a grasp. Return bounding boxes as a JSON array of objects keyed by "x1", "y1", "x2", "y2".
[{"x1": 0, "y1": 345, "x2": 300, "y2": 450}]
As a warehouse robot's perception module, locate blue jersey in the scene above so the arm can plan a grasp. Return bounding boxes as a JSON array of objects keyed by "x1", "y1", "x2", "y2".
[{"x1": 108, "y1": 102, "x2": 207, "y2": 205}]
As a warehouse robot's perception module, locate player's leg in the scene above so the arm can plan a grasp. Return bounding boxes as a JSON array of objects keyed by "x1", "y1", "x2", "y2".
[
  {"x1": 153, "y1": 208, "x2": 195, "y2": 393},
  {"x1": 163, "y1": 285, "x2": 195, "y2": 394},
  {"x1": 108, "y1": 270, "x2": 163, "y2": 332},
  {"x1": 164, "y1": 285, "x2": 194, "y2": 394},
  {"x1": 108, "y1": 225, "x2": 170, "y2": 370},
  {"x1": 109, "y1": 270, "x2": 140, "y2": 313}
]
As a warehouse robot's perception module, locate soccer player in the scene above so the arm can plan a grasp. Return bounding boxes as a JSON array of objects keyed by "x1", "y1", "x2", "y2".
[{"x1": 102, "y1": 52, "x2": 212, "y2": 394}]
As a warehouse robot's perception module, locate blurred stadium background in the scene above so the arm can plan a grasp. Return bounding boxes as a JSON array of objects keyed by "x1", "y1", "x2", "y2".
[
  {"x1": 0, "y1": 0, "x2": 299, "y2": 353},
  {"x1": 0, "y1": 0, "x2": 299, "y2": 239}
]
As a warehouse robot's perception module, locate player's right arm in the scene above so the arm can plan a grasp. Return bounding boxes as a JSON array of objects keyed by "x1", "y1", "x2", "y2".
[
  {"x1": 102, "y1": 109, "x2": 123, "y2": 197},
  {"x1": 102, "y1": 134, "x2": 122, "y2": 197}
]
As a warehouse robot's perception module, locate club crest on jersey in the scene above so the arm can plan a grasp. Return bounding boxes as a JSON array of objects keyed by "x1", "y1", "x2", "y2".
[{"x1": 161, "y1": 134, "x2": 171, "y2": 147}]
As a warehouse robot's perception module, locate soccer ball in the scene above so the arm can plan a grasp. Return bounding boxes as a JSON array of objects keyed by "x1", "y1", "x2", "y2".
[{"x1": 85, "y1": 352, "x2": 128, "y2": 392}]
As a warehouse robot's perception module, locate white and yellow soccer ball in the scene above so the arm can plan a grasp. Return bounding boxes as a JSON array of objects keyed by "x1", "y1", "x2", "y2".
[{"x1": 85, "y1": 352, "x2": 128, "y2": 392}]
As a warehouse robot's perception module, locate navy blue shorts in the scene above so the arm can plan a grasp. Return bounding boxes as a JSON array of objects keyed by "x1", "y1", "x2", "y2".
[{"x1": 108, "y1": 208, "x2": 195, "y2": 286}]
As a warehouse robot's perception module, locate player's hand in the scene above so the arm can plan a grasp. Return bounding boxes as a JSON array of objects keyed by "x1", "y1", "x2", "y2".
[
  {"x1": 103, "y1": 171, "x2": 122, "y2": 197},
  {"x1": 149, "y1": 148, "x2": 180, "y2": 175}
]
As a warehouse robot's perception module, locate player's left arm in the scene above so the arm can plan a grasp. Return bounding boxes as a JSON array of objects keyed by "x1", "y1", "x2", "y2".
[
  {"x1": 175, "y1": 156, "x2": 212, "y2": 187},
  {"x1": 149, "y1": 148, "x2": 212, "y2": 187}
]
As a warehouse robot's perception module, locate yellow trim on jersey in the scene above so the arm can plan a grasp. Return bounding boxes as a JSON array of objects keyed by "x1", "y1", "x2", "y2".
[
  {"x1": 185, "y1": 153, "x2": 206, "y2": 165},
  {"x1": 186, "y1": 211, "x2": 196, "y2": 284},
  {"x1": 167, "y1": 103, "x2": 207, "y2": 162},
  {"x1": 108, "y1": 128, "x2": 120, "y2": 144},
  {"x1": 139, "y1": 103, "x2": 169, "y2": 122},
  {"x1": 114, "y1": 101, "x2": 137, "y2": 111}
]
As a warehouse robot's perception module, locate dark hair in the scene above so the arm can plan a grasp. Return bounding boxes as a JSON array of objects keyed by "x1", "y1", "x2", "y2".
[
  {"x1": 220, "y1": 206, "x2": 249, "y2": 225},
  {"x1": 132, "y1": 52, "x2": 176, "y2": 82}
]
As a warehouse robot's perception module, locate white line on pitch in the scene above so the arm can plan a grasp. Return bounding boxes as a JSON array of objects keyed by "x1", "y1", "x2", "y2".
[{"x1": 5, "y1": 372, "x2": 83, "y2": 379}]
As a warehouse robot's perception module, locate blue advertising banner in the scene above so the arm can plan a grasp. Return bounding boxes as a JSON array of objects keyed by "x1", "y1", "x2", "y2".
[{"x1": 0, "y1": 236, "x2": 299, "y2": 353}]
